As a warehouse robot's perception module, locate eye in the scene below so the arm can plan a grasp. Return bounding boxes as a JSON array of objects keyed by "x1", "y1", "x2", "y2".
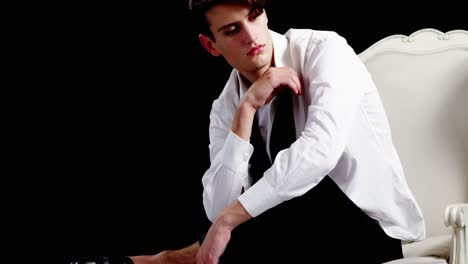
[{"x1": 224, "y1": 26, "x2": 239, "y2": 36}]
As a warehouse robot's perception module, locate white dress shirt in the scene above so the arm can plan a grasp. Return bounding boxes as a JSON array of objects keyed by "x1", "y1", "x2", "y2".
[{"x1": 201, "y1": 29, "x2": 426, "y2": 242}]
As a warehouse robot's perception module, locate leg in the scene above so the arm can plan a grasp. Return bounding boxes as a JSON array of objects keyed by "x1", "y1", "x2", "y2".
[{"x1": 220, "y1": 176, "x2": 403, "y2": 264}]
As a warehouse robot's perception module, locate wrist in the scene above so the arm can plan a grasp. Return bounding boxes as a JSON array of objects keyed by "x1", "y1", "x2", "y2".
[
  {"x1": 239, "y1": 95, "x2": 258, "y2": 112},
  {"x1": 217, "y1": 200, "x2": 252, "y2": 231},
  {"x1": 232, "y1": 100, "x2": 257, "y2": 141},
  {"x1": 238, "y1": 99, "x2": 257, "y2": 119}
]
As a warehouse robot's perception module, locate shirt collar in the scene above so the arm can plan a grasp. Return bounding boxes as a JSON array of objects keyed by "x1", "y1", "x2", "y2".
[{"x1": 237, "y1": 30, "x2": 291, "y2": 98}]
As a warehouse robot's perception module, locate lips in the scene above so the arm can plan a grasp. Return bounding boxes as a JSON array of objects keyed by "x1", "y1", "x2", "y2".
[{"x1": 247, "y1": 44, "x2": 265, "y2": 56}]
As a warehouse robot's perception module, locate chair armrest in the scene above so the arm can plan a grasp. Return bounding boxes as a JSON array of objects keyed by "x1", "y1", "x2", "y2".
[
  {"x1": 445, "y1": 204, "x2": 467, "y2": 228},
  {"x1": 402, "y1": 235, "x2": 451, "y2": 260},
  {"x1": 445, "y1": 203, "x2": 468, "y2": 264},
  {"x1": 383, "y1": 257, "x2": 448, "y2": 264}
]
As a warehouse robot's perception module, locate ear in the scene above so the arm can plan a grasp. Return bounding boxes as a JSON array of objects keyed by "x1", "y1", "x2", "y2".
[{"x1": 199, "y1": 34, "x2": 221, "y2": 57}]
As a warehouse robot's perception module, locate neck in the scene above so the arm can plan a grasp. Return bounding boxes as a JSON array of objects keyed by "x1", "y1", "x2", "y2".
[
  {"x1": 241, "y1": 49, "x2": 275, "y2": 85},
  {"x1": 241, "y1": 63, "x2": 270, "y2": 84}
]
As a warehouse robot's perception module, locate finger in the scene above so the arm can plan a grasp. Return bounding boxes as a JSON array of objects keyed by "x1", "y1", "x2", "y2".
[
  {"x1": 281, "y1": 68, "x2": 301, "y2": 95},
  {"x1": 290, "y1": 74, "x2": 301, "y2": 95},
  {"x1": 287, "y1": 78, "x2": 300, "y2": 95},
  {"x1": 271, "y1": 68, "x2": 300, "y2": 95},
  {"x1": 271, "y1": 72, "x2": 295, "y2": 94},
  {"x1": 293, "y1": 74, "x2": 303, "y2": 95},
  {"x1": 288, "y1": 69, "x2": 302, "y2": 95}
]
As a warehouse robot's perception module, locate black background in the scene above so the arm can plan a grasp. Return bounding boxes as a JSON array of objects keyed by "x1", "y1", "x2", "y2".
[{"x1": 3, "y1": 1, "x2": 466, "y2": 263}]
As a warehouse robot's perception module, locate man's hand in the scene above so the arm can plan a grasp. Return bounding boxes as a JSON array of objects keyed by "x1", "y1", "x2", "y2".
[
  {"x1": 242, "y1": 67, "x2": 302, "y2": 110},
  {"x1": 232, "y1": 67, "x2": 302, "y2": 140},
  {"x1": 196, "y1": 201, "x2": 252, "y2": 264},
  {"x1": 130, "y1": 241, "x2": 199, "y2": 264}
]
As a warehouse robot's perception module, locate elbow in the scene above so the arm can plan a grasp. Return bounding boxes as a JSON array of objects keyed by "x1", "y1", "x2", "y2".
[
  {"x1": 304, "y1": 148, "x2": 341, "y2": 176},
  {"x1": 317, "y1": 157, "x2": 338, "y2": 176},
  {"x1": 324, "y1": 152, "x2": 341, "y2": 172},
  {"x1": 324, "y1": 148, "x2": 344, "y2": 174}
]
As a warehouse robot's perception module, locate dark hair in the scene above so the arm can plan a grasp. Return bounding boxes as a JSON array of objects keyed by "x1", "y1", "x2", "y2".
[{"x1": 188, "y1": 0, "x2": 266, "y2": 41}]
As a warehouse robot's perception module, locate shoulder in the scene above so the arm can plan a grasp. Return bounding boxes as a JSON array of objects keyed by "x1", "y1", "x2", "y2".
[
  {"x1": 276, "y1": 28, "x2": 354, "y2": 72},
  {"x1": 284, "y1": 28, "x2": 350, "y2": 53},
  {"x1": 284, "y1": 28, "x2": 346, "y2": 44}
]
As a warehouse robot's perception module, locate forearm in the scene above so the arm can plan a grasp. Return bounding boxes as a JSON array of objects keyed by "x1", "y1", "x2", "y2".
[
  {"x1": 216, "y1": 200, "x2": 252, "y2": 231},
  {"x1": 196, "y1": 200, "x2": 252, "y2": 263},
  {"x1": 202, "y1": 98, "x2": 256, "y2": 221},
  {"x1": 231, "y1": 99, "x2": 257, "y2": 140}
]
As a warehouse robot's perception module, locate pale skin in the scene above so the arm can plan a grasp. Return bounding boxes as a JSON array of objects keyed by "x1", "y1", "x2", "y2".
[{"x1": 130, "y1": 2, "x2": 302, "y2": 264}]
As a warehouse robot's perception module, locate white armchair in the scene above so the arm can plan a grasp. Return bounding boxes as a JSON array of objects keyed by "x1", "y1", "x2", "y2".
[{"x1": 358, "y1": 28, "x2": 468, "y2": 264}]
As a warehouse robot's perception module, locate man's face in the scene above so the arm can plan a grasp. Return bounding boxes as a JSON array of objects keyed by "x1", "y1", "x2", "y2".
[{"x1": 202, "y1": 2, "x2": 273, "y2": 82}]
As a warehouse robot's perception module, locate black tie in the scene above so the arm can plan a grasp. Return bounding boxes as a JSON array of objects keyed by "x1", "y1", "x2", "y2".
[
  {"x1": 249, "y1": 114, "x2": 272, "y2": 184},
  {"x1": 249, "y1": 89, "x2": 296, "y2": 184},
  {"x1": 269, "y1": 89, "x2": 296, "y2": 163}
]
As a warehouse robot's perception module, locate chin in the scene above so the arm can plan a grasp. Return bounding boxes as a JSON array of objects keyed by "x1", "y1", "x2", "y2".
[
  {"x1": 251, "y1": 63, "x2": 270, "y2": 75},
  {"x1": 252, "y1": 54, "x2": 270, "y2": 66}
]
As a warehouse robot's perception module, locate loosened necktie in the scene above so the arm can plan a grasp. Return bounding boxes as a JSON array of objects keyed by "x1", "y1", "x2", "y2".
[
  {"x1": 269, "y1": 88, "x2": 296, "y2": 163},
  {"x1": 249, "y1": 88, "x2": 296, "y2": 184}
]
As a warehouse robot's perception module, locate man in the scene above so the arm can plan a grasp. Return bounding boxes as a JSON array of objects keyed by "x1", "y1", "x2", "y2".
[
  {"x1": 191, "y1": 0, "x2": 425, "y2": 263},
  {"x1": 72, "y1": 0, "x2": 425, "y2": 263}
]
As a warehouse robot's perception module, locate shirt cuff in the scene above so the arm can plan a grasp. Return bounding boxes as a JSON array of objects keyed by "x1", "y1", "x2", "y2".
[
  {"x1": 237, "y1": 176, "x2": 283, "y2": 217},
  {"x1": 222, "y1": 130, "x2": 254, "y2": 173}
]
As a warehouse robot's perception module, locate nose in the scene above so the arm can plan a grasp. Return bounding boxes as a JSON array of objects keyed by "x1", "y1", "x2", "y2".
[{"x1": 242, "y1": 24, "x2": 257, "y2": 44}]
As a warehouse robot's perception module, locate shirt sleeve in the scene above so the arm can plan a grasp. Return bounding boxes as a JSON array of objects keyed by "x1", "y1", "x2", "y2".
[
  {"x1": 238, "y1": 33, "x2": 370, "y2": 217},
  {"x1": 201, "y1": 95, "x2": 254, "y2": 222}
]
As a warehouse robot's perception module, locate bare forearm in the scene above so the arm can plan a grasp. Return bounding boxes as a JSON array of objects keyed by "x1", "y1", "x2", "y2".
[
  {"x1": 217, "y1": 200, "x2": 252, "y2": 231},
  {"x1": 231, "y1": 100, "x2": 257, "y2": 141}
]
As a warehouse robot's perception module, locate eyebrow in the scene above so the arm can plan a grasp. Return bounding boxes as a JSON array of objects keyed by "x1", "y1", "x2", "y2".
[{"x1": 216, "y1": 9, "x2": 257, "y2": 33}]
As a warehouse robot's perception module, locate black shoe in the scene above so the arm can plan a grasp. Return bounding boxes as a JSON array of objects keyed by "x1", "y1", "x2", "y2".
[{"x1": 70, "y1": 256, "x2": 133, "y2": 264}]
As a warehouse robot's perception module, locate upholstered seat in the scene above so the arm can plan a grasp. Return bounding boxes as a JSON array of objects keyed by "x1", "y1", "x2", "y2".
[{"x1": 358, "y1": 28, "x2": 468, "y2": 264}]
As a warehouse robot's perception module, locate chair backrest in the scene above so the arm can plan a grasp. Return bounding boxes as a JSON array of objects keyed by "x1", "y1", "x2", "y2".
[{"x1": 358, "y1": 28, "x2": 468, "y2": 237}]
